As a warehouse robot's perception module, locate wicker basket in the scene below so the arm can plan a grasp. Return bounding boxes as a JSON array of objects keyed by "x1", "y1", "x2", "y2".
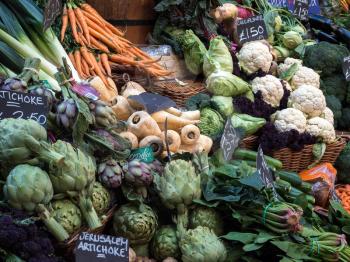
[
  {"x1": 240, "y1": 135, "x2": 259, "y2": 150},
  {"x1": 146, "y1": 79, "x2": 207, "y2": 108},
  {"x1": 58, "y1": 205, "x2": 116, "y2": 256},
  {"x1": 271, "y1": 137, "x2": 346, "y2": 172}
]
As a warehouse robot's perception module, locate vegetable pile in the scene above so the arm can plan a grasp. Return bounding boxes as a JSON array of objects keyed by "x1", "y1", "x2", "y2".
[{"x1": 1, "y1": 0, "x2": 350, "y2": 261}]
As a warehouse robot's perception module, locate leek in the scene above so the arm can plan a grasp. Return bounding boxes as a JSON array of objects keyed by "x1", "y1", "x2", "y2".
[
  {"x1": 0, "y1": 64, "x2": 16, "y2": 78},
  {"x1": 8, "y1": 0, "x2": 81, "y2": 81},
  {"x1": 0, "y1": 27, "x2": 58, "y2": 77}
]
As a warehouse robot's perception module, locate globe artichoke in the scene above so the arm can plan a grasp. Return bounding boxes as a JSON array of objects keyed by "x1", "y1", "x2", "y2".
[
  {"x1": 149, "y1": 159, "x2": 164, "y2": 175},
  {"x1": 179, "y1": 226, "x2": 227, "y2": 262},
  {"x1": 154, "y1": 160, "x2": 201, "y2": 228},
  {"x1": 189, "y1": 207, "x2": 224, "y2": 236},
  {"x1": 123, "y1": 160, "x2": 154, "y2": 198},
  {"x1": 113, "y1": 203, "x2": 157, "y2": 246},
  {"x1": 1, "y1": 58, "x2": 40, "y2": 93},
  {"x1": 0, "y1": 118, "x2": 64, "y2": 168},
  {"x1": 3, "y1": 164, "x2": 69, "y2": 241},
  {"x1": 98, "y1": 159, "x2": 124, "y2": 189},
  {"x1": 89, "y1": 100, "x2": 118, "y2": 128},
  {"x1": 91, "y1": 182, "x2": 111, "y2": 216},
  {"x1": 51, "y1": 199, "x2": 82, "y2": 235},
  {"x1": 55, "y1": 98, "x2": 78, "y2": 129},
  {"x1": 49, "y1": 140, "x2": 101, "y2": 229},
  {"x1": 151, "y1": 225, "x2": 180, "y2": 261}
]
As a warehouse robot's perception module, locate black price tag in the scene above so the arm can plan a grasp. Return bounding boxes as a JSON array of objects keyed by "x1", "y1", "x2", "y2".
[
  {"x1": 257, "y1": 146, "x2": 277, "y2": 197},
  {"x1": 75, "y1": 232, "x2": 129, "y2": 262},
  {"x1": 0, "y1": 90, "x2": 49, "y2": 126},
  {"x1": 237, "y1": 15, "x2": 268, "y2": 45},
  {"x1": 343, "y1": 56, "x2": 350, "y2": 82},
  {"x1": 220, "y1": 118, "x2": 242, "y2": 161},
  {"x1": 293, "y1": 0, "x2": 309, "y2": 21}
]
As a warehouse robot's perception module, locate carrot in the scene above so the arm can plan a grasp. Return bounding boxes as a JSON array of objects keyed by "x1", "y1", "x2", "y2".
[
  {"x1": 90, "y1": 36, "x2": 109, "y2": 53},
  {"x1": 89, "y1": 29, "x2": 119, "y2": 52},
  {"x1": 74, "y1": 7, "x2": 90, "y2": 45},
  {"x1": 60, "y1": 5, "x2": 68, "y2": 42},
  {"x1": 97, "y1": 55, "x2": 107, "y2": 75},
  {"x1": 105, "y1": 23, "x2": 124, "y2": 36},
  {"x1": 109, "y1": 55, "x2": 141, "y2": 66},
  {"x1": 81, "y1": 58, "x2": 90, "y2": 76},
  {"x1": 89, "y1": 52, "x2": 109, "y2": 87},
  {"x1": 101, "y1": 53, "x2": 111, "y2": 76},
  {"x1": 84, "y1": 17, "x2": 110, "y2": 38},
  {"x1": 67, "y1": 6, "x2": 80, "y2": 44},
  {"x1": 81, "y1": 10, "x2": 105, "y2": 27},
  {"x1": 80, "y1": 47, "x2": 94, "y2": 70},
  {"x1": 68, "y1": 52, "x2": 76, "y2": 69},
  {"x1": 79, "y1": 32, "x2": 89, "y2": 46},
  {"x1": 81, "y1": 4, "x2": 106, "y2": 22},
  {"x1": 74, "y1": 50, "x2": 83, "y2": 78}
]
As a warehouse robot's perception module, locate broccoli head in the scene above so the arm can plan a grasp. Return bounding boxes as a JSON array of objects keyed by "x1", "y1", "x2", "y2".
[
  {"x1": 325, "y1": 95, "x2": 342, "y2": 128},
  {"x1": 339, "y1": 107, "x2": 350, "y2": 130},
  {"x1": 304, "y1": 42, "x2": 349, "y2": 77},
  {"x1": 185, "y1": 93, "x2": 211, "y2": 111},
  {"x1": 321, "y1": 75, "x2": 348, "y2": 103},
  {"x1": 335, "y1": 142, "x2": 350, "y2": 183}
]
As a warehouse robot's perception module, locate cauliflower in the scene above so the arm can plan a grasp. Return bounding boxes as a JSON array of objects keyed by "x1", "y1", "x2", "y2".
[
  {"x1": 282, "y1": 80, "x2": 292, "y2": 91},
  {"x1": 237, "y1": 41, "x2": 273, "y2": 75},
  {"x1": 277, "y1": 58, "x2": 302, "y2": 75},
  {"x1": 273, "y1": 108, "x2": 307, "y2": 133},
  {"x1": 306, "y1": 117, "x2": 336, "y2": 143},
  {"x1": 320, "y1": 107, "x2": 334, "y2": 125},
  {"x1": 288, "y1": 85, "x2": 326, "y2": 118},
  {"x1": 291, "y1": 66, "x2": 320, "y2": 89},
  {"x1": 251, "y1": 75, "x2": 284, "y2": 107}
]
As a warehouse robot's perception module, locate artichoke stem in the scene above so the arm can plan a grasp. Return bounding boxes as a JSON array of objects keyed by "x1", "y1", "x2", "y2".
[
  {"x1": 37, "y1": 147, "x2": 65, "y2": 165},
  {"x1": 132, "y1": 244, "x2": 149, "y2": 257},
  {"x1": 78, "y1": 197, "x2": 102, "y2": 229},
  {"x1": 42, "y1": 216, "x2": 70, "y2": 242}
]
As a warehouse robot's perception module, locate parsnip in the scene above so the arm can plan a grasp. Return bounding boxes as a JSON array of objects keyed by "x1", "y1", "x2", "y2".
[
  {"x1": 180, "y1": 135, "x2": 213, "y2": 154},
  {"x1": 110, "y1": 96, "x2": 135, "y2": 121},
  {"x1": 127, "y1": 111, "x2": 162, "y2": 139},
  {"x1": 121, "y1": 81, "x2": 146, "y2": 110},
  {"x1": 151, "y1": 111, "x2": 200, "y2": 131},
  {"x1": 181, "y1": 110, "x2": 201, "y2": 121},
  {"x1": 119, "y1": 131, "x2": 138, "y2": 149},
  {"x1": 180, "y1": 124, "x2": 200, "y2": 145},
  {"x1": 88, "y1": 76, "x2": 117, "y2": 103},
  {"x1": 165, "y1": 107, "x2": 182, "y2": 116},
  {"x1": 139, "y1": 135, "x2": 164, "y2": 156},
  {"x1": 160, "y1": 130, "x2": 181, "y2": 153}
]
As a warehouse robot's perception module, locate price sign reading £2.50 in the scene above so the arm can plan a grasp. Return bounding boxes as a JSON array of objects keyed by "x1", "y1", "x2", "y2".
[
  {"x1": 237, "y1": 15, "x2": 268, "y2": 45},
  {"x1": 343, "y1": 56, "x2": 350, "y2": 82},
  {"x1": 0, "y1": 90, "x2": 49, "y2": 126}
]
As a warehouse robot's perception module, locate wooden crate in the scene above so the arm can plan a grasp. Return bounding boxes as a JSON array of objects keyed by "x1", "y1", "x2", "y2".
[{"x1": 87, "y1": 0, "x2": 156, "y2": 44}]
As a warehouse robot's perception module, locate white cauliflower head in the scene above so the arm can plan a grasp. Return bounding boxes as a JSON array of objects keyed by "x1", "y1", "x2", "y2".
[
  {"x1": 273, "y1": 108, "x2": 307, "y2": 133},
  {"x1": 277, "y1": 58, "x2": 302, "y2": 75},
  {"x1": 320, "y1": 107, "x2": 334, "y2": 126},
  {"x1": 252, "y1": 75, "x2": 284, "y2": 107},
  {"x1": 282, "y1": 80, "x2": 292, "y2": 91},
  {"x1": 237, "y1": 41, "x2": 273, "y2": 75},
  {"x1": 288, "y1": 85, "x2": 326, "y2": 118},
  {"x1": 306, "y1": 117, "x2": 336, "y2": 143},
  {"x1": 291, "y1": 66, "x2": 320, "y2": 90}
]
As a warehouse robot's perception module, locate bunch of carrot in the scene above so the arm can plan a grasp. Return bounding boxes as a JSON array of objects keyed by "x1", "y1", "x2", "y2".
[
  {"x1": 61, "y1": 2, "x2": 170, "y2": 87},
  {"x1": 335, "y1": 185, "x2": 350, "y2": 213}
]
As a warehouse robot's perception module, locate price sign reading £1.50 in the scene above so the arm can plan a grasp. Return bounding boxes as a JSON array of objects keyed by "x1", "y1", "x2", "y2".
[
  {"x1": 237, "y1": 15, "x2": 268, "y2": 45},
  {"x1": 0, "y1": 90, "x2": 49, "y2": 126}
]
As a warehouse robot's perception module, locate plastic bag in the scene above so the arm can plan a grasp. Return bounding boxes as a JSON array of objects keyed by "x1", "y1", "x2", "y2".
[{"x1": 299, "y1": 163, "x2": 337, "y2": 207}]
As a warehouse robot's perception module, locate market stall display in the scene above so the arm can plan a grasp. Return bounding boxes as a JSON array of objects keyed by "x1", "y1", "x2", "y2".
[{"x1": 1, "y1": 0, "x2": 350, "y2": 261}]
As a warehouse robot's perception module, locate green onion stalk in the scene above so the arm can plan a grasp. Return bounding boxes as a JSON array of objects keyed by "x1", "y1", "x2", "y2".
[{"x1": 250, "y1": 202, "x2": 303, "y2": 233}]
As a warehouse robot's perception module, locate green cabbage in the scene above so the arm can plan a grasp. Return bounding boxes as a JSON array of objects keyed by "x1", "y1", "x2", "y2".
[
  {"x1": 198, "y1": 107, "x2": 225, "y2": 139},
  {"x1": 231, "y1": 114, "x2": 266, "y2": 136},
  {"x1": 206, "y1": 71, "x2": 251, "y2": 97},
  {"x1": 203, "y1": 37, "x2": 233, "y2": 77},
  {"x1": 211, "y1": 96, "x2": 233, "y2": 118},
  {"x1": 182, "y1": 30, "x2": 207, "y2": 75}
]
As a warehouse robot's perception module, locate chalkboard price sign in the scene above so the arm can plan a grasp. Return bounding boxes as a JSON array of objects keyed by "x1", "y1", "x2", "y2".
[
  {"x1": 0, "y1": 90, "x2": 49, "y2": 126},
  {"x1": 237, "y1": 15, "x2": 268, "y2": 45},
  {"x1": 257, "y1": 145, "x2": 277, "y2": 198},
  {"x1": 343, "y1": 56, "x2": 350, "y2": 82},
  {"x1": 75, "y1": 232, "x2": 129, "y2": 262},
  {"x1": 293, "y1": 0, "x2": 309, "y2": 21},
  {"x1": 220, "y1": 118, "x2": 242, "y2": 162}
]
